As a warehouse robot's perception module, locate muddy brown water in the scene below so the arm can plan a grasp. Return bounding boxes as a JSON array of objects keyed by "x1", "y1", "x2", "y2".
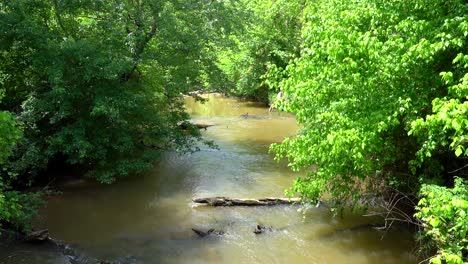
[{"x1": 0, "y1": 94, "x2": 418, "y2": 264}]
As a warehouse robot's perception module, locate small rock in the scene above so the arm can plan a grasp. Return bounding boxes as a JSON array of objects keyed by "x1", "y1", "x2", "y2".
[{"x1": 253, "y1": 224, "x2": 272, "y2": 235}]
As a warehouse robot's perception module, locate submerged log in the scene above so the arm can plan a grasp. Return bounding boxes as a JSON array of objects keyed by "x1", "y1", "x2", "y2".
[
  {"x1": 193, "y1": 197, "x2": 302, "y2": 206},
  {"x1": 319, "y1": 224, "x2": 383, "y2": 240},
  {"x1": 194, "y1": 123, "x2": 214, "y2": 130},
  {"x1": 240, "y1": 113, "x2": 267, "y2": 119},
  {"x1": 25, "y1": 229, "x2": 51, "y2": 242},
  {"x1": 192, "y1": 228, "x2": 224, "y2": 237},
  {"x1": 178, "y1": 121, "x2": 215, "y2": 131}
]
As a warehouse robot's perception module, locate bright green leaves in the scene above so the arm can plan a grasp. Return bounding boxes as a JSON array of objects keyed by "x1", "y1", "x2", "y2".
[
  {"x1": 0, "y1": 190, "x2": 43, "y2": 232},
  {"x1": 0, "y1": 89, "x2": 32, "y2": 231},
  {"x1": 410, "y1": 98, "x2": 468, "y2": 168},
  {"x1": 269, "y1": 3, "x2": 468, "y2": 249},
  {"x1": 441, "y1": 71, "x2": 455, "y2": 85},
  {"x1": 270, "y1": 0, "x2": 407, "y2": 202},
  {"x1": 285, "y1": 171, "x2": 327, "y2": 204},
  {"x1": 0, "y1": 111, "x2": 20, "y2": 164},
  {"x1": 0, "y1": 87, "x2": 21, "y2": 164},
  {"x1": 455, "y1": 147, "x2": 463, "y2": 157},
  {"x1": 405, "y1": 11, "x2": 468, "y2": 166},
  {"x1": 415, "y1": 178, "x2": 468, "y2": 264},
  {"x1": 409, "y1": 41, "x2": 468, "y2": 167}
]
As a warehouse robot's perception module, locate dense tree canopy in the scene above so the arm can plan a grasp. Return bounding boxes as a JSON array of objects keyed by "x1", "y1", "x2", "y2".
[
  {"x1": 0, "y1": 0, "x2": 467, "y2": 262},
  {"x1": 217, "y1": 0, "x2": 305, "y2": 103},
  {"x1": 0, "y1": 0, "x2": 235, "y2": 184},
  {"x1": 0, "y1": 0, "x2": 238, "y2": 231},
  {"x1": 269, "y1": 0, "x2": 467, "y2": 262}
]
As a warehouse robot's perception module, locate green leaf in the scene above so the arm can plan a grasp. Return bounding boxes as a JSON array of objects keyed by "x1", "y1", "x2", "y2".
[
  {"x1": 430, "y1": 256, "x2": 442, "y2": 264},
  {"x1": 455, "y1": 147, "x2": 463, "y2": 157},
  {"x1": 429, "y1": 218, "x2": 440, "y2": 227}
]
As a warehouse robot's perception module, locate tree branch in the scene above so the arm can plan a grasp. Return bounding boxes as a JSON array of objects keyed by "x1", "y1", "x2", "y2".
[
  {"x1": 52, "y1": 0, "x2": 70, "y2": 38},
  {"x1": 121, "y1": 22, "x2": 158, "y2": 82}
]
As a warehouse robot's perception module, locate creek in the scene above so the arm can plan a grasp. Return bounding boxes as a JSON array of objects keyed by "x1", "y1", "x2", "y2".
[{"x1": 0, "y1": 94, "x2": 418, "y2": 264}]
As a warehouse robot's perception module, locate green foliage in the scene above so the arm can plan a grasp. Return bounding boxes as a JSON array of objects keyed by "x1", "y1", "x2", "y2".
[
  {"x1": 415, "y1": 178, "x2": 468, "y2": 263},
  {"x1": 0, "y1": 190, "x2": 43, "y2": 233},
  {"x1": 267, "y1": 0, "x2": 468, "y2": 260},
  {"x1": 270, "y1": 0, "x2": 468, "y2": 203},
  {"x1": 0, "y1": 105, "x2": 20, "y2": 163},
  {"x1": 218, "y1": 0, "x2": 305, "y2": 103},
  {"x1": 0, "y1": 0, "x2": 237, "y2": 231},
  {"x1": 0, "y1": 0, "x2": 234, "y2": 184},
  {"x1": 0, "y1": 89, "x2": 39, "y2": 233}
]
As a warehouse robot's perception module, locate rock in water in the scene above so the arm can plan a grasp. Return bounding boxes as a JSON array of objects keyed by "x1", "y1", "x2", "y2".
[
  {"x1": 25, "y1": 229, "x2": 50, "y2": 242},
  {"x1": 253, "y1": 224, "x2": 273, "y2": 235}
]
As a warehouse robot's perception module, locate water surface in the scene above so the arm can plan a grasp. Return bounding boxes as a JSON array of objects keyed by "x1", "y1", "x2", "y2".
[{"x1": 1, "y1": 94, "x2": 418, "y2": 264}]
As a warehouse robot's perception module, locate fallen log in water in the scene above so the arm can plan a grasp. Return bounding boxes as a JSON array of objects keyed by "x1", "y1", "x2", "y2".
[
  {"x1": 192, "y1": 197, "x2": 302, "y2": 206},
  {"x1": 240, "y1": 113, "x2": 267, "y2": 119},
  {"x1": 178, "y1": 121, "x2": 215, "y2": 131},
  {"x1": 25, "y1": 229, "x2": 51, "y2": 242},
  {"x1": 194, "y1": 123, "x2": 214, "y2": 130}
]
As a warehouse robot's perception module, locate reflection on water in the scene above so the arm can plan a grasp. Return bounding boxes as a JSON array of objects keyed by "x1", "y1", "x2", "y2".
[{"x1": 0, "y1": 94, "x2": 418, "y2": 263}]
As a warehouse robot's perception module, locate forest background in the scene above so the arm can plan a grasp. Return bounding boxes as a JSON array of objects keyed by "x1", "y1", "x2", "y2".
[{"x1": 0, "y1": 0, "x2": 467, "y2": 263}]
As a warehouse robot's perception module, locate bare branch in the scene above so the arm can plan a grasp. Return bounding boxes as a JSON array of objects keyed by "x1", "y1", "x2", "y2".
[{"x1": 448, "y1": 163, "x2": 468, "y2": 174}]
